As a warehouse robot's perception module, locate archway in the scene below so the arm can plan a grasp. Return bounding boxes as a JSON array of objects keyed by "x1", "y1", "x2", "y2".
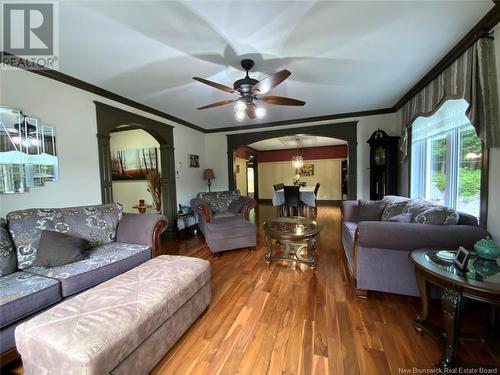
[
  {"x1": 94, "y1": 101, "x2": 177, "y2": 229},
  {"x1": 226, "y1": 121, "x2": 358, "y2": 200}
]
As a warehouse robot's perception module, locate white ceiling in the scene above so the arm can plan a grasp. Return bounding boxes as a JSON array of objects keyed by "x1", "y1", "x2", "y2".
[
  {"x1": 249, "y1": 135, "x2": 346, "y2": 151},
  {"x1": 57, "y1": 1, "x2": 494, "y2": 129}
]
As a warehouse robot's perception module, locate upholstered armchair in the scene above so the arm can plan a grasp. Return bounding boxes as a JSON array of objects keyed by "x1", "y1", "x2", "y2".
[{"x1": 190, "y1": 190, "x2": 257, "y2": 255}]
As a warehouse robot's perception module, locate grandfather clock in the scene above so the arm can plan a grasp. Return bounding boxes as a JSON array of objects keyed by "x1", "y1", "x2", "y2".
[{"x1": 367, "y1": 129, "x2": 399, "y2": 200}]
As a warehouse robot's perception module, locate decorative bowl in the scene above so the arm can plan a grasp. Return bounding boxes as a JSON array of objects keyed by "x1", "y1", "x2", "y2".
[
  {"x1": 473, "y1": 237, "x2": 500, "y2": 260},
  {"x1": 472, "y1": 258, "x2": 500, "y2": 278}
]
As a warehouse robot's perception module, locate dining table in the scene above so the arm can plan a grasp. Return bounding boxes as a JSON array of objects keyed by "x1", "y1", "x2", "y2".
[{"x1": 272, "y1": 186, "x2": 317, "y2": 207}]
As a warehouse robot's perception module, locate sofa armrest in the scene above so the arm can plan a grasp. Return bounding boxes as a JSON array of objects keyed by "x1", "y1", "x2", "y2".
[
  {"x1": 240, "y1": 197, "x2": 257, "y2": 220},
  {"x1": 357, "y1": 221, "x2": 489, "y2": 251},
  {"x1": 116, "y1": 213, "x2": 168, "y2": 257},
  {"x1": 190, "y1": 198, "x2": 212, "y2": 224},
  {"x1": 341, "y1": 200, "x2": 359, "y2": 223}
]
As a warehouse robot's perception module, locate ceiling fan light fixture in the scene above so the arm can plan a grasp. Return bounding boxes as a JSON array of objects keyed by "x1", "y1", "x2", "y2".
[
  {"x1": 255, "y1": 106, "x2": 266, "y2": 119},
  {"x1": 235, "y1": 111, "x2": 245, "y2": 122},
  {"x1": 234, "y1": 101, "x2": 246, "y2": 112}
]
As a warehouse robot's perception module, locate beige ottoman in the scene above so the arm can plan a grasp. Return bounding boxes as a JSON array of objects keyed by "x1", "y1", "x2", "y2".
[{"x1": 15, "y1": 255, "x2": 211, "y2": 374}]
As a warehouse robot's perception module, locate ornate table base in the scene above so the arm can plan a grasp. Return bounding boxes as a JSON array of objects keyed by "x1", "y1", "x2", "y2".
[
  {"x1": 263, "y1": 216, "x2": 320, "y2": 269},
  {"x1": 265, "y1": 235, "x2": 317, "y2": 268}
]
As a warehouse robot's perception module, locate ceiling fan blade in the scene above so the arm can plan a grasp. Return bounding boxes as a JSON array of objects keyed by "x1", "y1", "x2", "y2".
[
  {"x1": 192, "y1": 77, "x2": 238, "y2": 94},
  {"x1": 197, "y1": 99, "x2": 237, "y2": 110},
  {"x1": 259, "y1": 96, "x2": 306, "y2": 106},
  {"x1": 252, "y1": 70, "x2": 291, "y2": 94},
  {"x1": 246, "y1": 105, "x2": 256, "y2": 119}
]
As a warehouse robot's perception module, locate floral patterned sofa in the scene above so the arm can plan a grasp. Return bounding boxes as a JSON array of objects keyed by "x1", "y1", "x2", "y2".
[{"x1": 0, "y1": 203, "x2": 168, "y2": 364}]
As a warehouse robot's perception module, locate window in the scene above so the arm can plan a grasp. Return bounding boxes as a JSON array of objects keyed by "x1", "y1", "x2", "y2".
[{"x1": 411, "y1": 99, "x2": 482, "y2": 218}]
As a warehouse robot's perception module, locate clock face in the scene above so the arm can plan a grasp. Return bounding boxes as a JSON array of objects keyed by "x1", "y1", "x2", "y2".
[{"x1": 374, "y1": 146, "x2": 386, "y2": 165}]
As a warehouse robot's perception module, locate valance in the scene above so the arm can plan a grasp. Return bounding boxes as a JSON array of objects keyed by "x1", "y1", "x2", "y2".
[{"x1": 400, "y1": 36, "x2": 500, "y2": 159}]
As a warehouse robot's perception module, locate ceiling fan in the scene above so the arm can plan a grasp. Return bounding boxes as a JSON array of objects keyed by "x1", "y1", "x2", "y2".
[{"x1": 193, "y1": 59, "x2": 305, "y2": 121}]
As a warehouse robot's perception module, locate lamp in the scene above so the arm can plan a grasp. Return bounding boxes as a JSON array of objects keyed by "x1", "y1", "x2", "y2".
[
  {"x1": 203, "y1": 168, "x2": 215, "y2": 192},
  {"x1": 291, "y1": 138, "x2": 303, "y2": 168}
]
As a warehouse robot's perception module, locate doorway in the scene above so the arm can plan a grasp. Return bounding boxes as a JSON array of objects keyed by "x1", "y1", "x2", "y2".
[
  {"x1": 246, "y1": 158, "x2": 257, "y2": 199},
  {"x1": 227, "y1": 122, "x2": 357, "y2": 200},
  {"x1": 94, "y1": 102, "x2": 177, "y2": 229}
]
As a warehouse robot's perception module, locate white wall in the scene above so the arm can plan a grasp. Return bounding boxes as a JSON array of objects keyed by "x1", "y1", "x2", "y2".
[
  {"x1": 110, "y1": 129, "x2": 159, "y2": 213},
  {"x1": 0, "y1": 66, "x2": 206, "y2": 216},
  {"x1": 205, "y1": 112, "x2": 400, "y2": 200},
  {"x1": 487, "y1": 23, "x2": 500, "y2": 244},
  {"x1": 173, "y1": 125, "x2": 207, "y2": 206}
]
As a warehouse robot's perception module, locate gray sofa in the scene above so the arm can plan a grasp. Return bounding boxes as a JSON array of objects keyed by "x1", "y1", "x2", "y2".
[
  {"x1": 191, "y1": 190, "x2": 257, "y2": 254},
  {"x1": 0, "y1": 203, "x2": 168, "y2": 364},
  {"x1": 341, "y1": 197, "x2": 489, "y2": 297}
]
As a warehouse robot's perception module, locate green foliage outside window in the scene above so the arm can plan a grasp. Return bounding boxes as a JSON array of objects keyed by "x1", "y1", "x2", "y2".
[{"x1": 431, "y1": 128, "x2": 481, "y2": 199}]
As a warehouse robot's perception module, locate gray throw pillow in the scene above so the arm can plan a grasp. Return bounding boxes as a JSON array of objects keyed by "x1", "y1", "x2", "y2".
[
  {"x1": 228, "y1": 198, "x2": 246, "y2": 214},
  {"x1": 358, "y1": 200, "x2": 385, "y2": 221},
  {"x1": 33, "y1": 230, "x2": 89, "y2": 268},
  {"x1": 387, "y1": 213, "x2": 413, "y2": 223},
  {"x1": 414, "y1": 206, "x2": 459, "y2": 225},
  {"x1": 0, "y1": 218, "x2": 17, "y2": 276}
]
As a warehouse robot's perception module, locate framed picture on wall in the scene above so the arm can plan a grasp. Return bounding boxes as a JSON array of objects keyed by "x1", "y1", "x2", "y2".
[
  {"x1": 189, "y1": 154, "x2": 200, "y2": 168},
  {"x1": 111, "y1": 148, "x2": 158, "y2": 181},
  {"x1": 296, "y1": 163, "x2": 314, "y2": 176}
]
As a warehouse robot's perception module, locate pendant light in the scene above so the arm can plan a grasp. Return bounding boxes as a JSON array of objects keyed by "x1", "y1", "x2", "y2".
[{"x1": 291, "y1": 138, "x2": 303, "y2": 168}]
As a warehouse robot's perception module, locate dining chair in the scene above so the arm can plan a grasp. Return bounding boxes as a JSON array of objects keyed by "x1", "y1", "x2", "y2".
[
  {"x1": 283, "y1": 185, "x2": 301, "y2": 217},
  {"x1": 273, "y1": 183, "x2": 284, "y2": 191},
  {"x1": 313, "y1": 183, "x2": 320, "y2": 217}
]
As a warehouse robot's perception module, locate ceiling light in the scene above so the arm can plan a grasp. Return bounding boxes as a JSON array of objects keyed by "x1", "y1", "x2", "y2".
[
  {"x1": 255, "y1": 107, "x2": 266, "y2": 119},
  {"x1": 235, "y1": 111, "x2": 245, "y2": 122},
  {"x1": 234, "y1": 101, "x2": 246, "y2": 112},
  {"x1": 292, "y1": 155, "x2": 303, "y2": 168},
  {"x1": 292, "y1": 138, "x2": 303, "y2": 168}
]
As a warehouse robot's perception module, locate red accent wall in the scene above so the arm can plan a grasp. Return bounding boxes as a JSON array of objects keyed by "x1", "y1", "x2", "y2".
[
  {"x1": 256, "y1": 145, "x2": 347, "y2": 162},
  {"x1": 235, "y1": 146, "x2": 258, "y2": 160}
]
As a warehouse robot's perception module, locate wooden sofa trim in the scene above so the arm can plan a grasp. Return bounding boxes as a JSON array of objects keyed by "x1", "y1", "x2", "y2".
[
  {"x1": 341, "y1": 227, "x2": 369, "y2": 298},
  {"x1": 152, "y1": 219, "x2": 169, "y2": 257},
  {"x1": 241, "y1": 200, "x2": 255, "y2": 220},
  {"x1": 0, "y1": 347, "x2": 19, "y2": 367},
  {"x1": 196, "y1": 204, "x2": 212, "y2": 223}
]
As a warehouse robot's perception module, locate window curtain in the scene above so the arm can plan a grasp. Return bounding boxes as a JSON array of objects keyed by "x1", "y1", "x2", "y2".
[{"x1": 400, "y1": 36, "x2": 500, "y2": 159}]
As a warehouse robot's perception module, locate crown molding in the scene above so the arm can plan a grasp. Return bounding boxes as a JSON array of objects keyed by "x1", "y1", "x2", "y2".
[
  {"x1": 205, "y1": 108, "x2": 395, "y2": 133},
  {"x1": 0, "y1": 52, "x2": 205, "y2": 133}
]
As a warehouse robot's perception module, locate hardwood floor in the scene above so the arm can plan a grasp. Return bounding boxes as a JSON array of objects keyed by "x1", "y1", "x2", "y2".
[
  {"x1": 3, "y1": 204, "x2": 498, "y2": 374},
  {"x1": 152, "y1": 204, "x2": 498, "y2": 374}
]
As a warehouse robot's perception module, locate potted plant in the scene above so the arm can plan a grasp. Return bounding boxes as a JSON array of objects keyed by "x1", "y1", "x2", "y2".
[{"x1": 146, "y1": 169, "x2": 161, "y2": 212}]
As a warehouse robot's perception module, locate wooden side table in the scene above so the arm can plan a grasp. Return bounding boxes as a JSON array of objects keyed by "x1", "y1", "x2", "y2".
[{"x1": 410, "y1": 249, "x2": 500, "y2": 368}]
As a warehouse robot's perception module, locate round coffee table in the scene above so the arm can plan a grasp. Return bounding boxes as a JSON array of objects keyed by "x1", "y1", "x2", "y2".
[
  {"x1": 264, "y1": 216, "x2": 321, "y2": 268},
  {"x1": 410, "y1": 248, "x2": 500, "y2": 368}
]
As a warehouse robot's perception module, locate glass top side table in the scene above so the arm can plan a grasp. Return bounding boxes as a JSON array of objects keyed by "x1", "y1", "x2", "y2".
[{"x1": 410, "y1": 249, "x2": 500, "y2": 368}]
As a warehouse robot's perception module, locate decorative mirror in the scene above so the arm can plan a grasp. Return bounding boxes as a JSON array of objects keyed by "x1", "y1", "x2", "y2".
[{"x1": 0, "y1": 106, "x2": 59, "y2": 194}]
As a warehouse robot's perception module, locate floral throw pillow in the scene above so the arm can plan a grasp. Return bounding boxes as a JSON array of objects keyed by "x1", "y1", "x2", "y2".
[
  {"x1": 414, "y1": 207, "x2": 459, "y2": 225},
  {"x1": 0, "y1": 218, "x2": 17, "y2": 276},
  {"x1": 381, "y1": 196, "x2": 410, "y2": 221}
]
